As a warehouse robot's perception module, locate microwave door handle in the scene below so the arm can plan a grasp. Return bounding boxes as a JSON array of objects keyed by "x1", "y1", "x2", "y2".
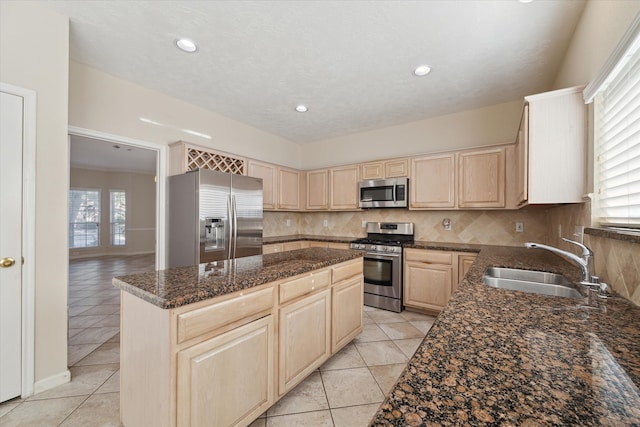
[{"x1": 392, "y1": 184, "x2": 397, "y2": 204}]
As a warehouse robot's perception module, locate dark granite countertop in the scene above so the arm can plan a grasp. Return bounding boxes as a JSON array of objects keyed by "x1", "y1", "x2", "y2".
[
  {"x1": 405, "y1": 241, "x2": 486, "y2": 253},
  {"x1": 113, "y1": 247, "x2": 363, "y2": 309},
  {"x1": 371, "y1": 246, "x2": 640, "y2": 426},
  {"x1": 263, "y1": 234, "x2": 355, "y2": 244}
]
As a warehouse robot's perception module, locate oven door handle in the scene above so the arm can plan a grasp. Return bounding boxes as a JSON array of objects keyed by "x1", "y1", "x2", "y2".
[{"x1": 365, "y1": 252, "x2": 401, "y2": 259}]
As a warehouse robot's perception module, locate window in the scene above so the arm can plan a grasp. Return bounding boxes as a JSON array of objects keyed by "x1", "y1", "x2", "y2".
[
  {"x1": 69, "y1": 189, "x2": 100, "y2": 248},
  {"x1": 586, "y1": 18, "x2": 640, "y2": 229},
  {"x1": 110, "y1": 190, "x2": 126, "y2": 246}
]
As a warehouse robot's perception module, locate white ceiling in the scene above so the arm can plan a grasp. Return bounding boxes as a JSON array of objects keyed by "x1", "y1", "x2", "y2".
[
  {"x1": 43, "y1": 0, "x2": 586, "y2": 144},
  {"x1": 70, "y1": 135, "x2": 157, "y2": 173}
]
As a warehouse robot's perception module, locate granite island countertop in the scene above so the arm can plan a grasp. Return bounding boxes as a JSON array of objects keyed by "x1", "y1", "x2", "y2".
[
  {"x1": 263, "y1": 234, "x2": 355, "y2": 245},
  {"x1": 112, "y1": 247, "x2": 363, "y2": 309},
  {"x1": 371, "y1": 245, "x2": 640, "y2": 426}
]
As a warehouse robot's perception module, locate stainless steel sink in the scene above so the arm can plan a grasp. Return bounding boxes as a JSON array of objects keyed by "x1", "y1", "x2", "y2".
[{"x1": 482, "y1": 267, "x2": 583, "y2": 298}]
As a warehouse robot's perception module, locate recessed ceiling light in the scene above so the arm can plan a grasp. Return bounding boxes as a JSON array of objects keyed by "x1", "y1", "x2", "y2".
[
  {"x1": 295, "y1": 105, "x2": 308, "y2": 113},
  {"x1": 413, "y1": 65, "x2": 432, "y2": 77},
  {"x1": 175, "y1": 38, "x2": 198, "y2": 53},
  {"x1": 519, "y1": 0, "x2": 534, "y2": 3}
]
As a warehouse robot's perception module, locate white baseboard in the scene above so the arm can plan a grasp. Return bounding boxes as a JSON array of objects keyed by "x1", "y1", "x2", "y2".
[{"x1": 33, "y1": 369, "x2": 71, "y2": 395}]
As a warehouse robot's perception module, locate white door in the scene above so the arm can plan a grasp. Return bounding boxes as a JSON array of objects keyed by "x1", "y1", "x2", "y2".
[{"x1": 0, "y1": 90, "x2": 23, "y2": 402}]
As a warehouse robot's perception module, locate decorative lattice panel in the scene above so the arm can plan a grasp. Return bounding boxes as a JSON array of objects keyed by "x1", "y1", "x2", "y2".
[{"x1": 186, "y1": 147, "x2": 245, "y2": 175}]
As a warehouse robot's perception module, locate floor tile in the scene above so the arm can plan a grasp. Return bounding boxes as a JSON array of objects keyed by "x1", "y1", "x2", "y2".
[
  {"x1": 68, "y1": 305, "x2": 92, "y2": 317},
  {"x1": 0, "y1": 399, "x2": 22, "y2": 418},
  {"x1": 0, "y1": 396, "x2": 87, "y2": 427},
  {"x1": 366, "y1": 310, "x2": 406, "y2": 324},
  {"x1": 266, "y1": 410, "x2": 333, "y2": 427},
  {"x1": 410, "y1": 319, "x2": 436, "y2": 334},
  {"x1": 331, "y1": 403, "x2": 381, "y2": 427},
  {"x1": 28, "y1": 364, "x2": 119, "y2": 400},
  {"x1": 68, "y1": 327, "x2": 119, "y2": 345},
  {"x1": 68, "y1": 343, "x2": 101, "y2": 366},
  {"x1": 377, "y1": 322, "x2": 424, "y2": 340},
  {"x1": 75, "y1": 342, "x2": 120, "y2": 366},
  {"x1": 353, "y1": 323, "x2": 389, "y2": 343},
  {"x1": 267, "y1": 371, "x2": 328, "y2": 416},
  {"x1": 68, "y1": 315, "x2": 107, "y2": 329},
  {"x1": 320, "y1": 367, "x2": 384, "y2": 408},
  {"x1": 320, "y1": 343, "x2": 366, "y2": 371},
  {"x1": 248, "y1": 418, "x2": 266, "y2": 427},
  {"x1": 393, "y1": 338, "x2": 424, "y2": 358},
  {"x1": 368, "y1": 363, "x2": 407, "y2": 394},
  {"x1": 95, "y1": 370, "x2": 119, "y2": 394},
  {"x1": 58, "y1": 392, "x2": 120, "y2": 426},
  {"x1": 400, "y1": 310, "x2": 437, "y2": 322},
  {"x1": 91, "y1": 315, "x2": 121, "y2": 328},
  {"x1": 75, "y1": 305, "x2": 120, "y2": 316},
  {"x1": 355, "y1": 341, "x2": 408, "y2": 366}
]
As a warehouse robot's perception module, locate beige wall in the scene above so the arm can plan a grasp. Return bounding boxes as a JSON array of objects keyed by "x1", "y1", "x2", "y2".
[
  {"x1": 69, "y1": 168, "x2": 156, "y2": 258},
  {"x1": 265, "y1": 209, "x2": 549, "y2": 246},
  {"x1": 0, "y1": 2, "x2": 70, "y2": 388},
  {"x1": 547, "y1": 1, "x2": 640, "y2": 305},
  {"x1": 299, "y1": 100, "x2": 523, "y2": 169},
  {"x1": 69, "y1": 61, "x2": 302, "y2": 169}
]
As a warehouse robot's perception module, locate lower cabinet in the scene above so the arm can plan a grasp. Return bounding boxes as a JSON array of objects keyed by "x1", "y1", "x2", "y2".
[
  {"x1": 279, "y1": 290, "x2": 331, "y2": 394},
  {"x1": 403, "y1": 249, "x2": 478, "y2": 312},
  {"x1": 176, "y1": 315, "x2": 274, "y2": 427},
  {"x1": 331, "y1": 276, "x2": 364, "y2": 352}
]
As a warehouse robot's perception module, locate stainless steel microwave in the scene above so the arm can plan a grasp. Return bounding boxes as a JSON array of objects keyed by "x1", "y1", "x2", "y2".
[{"x1": 359, "y1": 177, "x2": 408, "y2": 208}]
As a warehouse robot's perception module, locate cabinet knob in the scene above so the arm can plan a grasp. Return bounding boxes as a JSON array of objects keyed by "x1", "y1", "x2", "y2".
[{"x1": 1, "y1": 257, "x2": 16, "y2": 268}]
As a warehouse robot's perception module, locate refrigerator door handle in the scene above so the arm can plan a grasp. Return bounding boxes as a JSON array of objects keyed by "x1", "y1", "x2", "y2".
[
  {"x1": 226, "y1": 194, "x2": 233, "y2": 260},
  {"x1": 231, "y1": 194, "x2": 238, "y2": 258}
]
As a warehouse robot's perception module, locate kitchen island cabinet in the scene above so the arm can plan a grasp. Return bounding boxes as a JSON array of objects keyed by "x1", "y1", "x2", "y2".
[{"x1": 114, "y1": 248, "x2": 363, "y2": 427}]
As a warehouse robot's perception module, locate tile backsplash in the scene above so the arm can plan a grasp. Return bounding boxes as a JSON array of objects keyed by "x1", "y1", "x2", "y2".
[{"x1": 264, "y1": 209, "x2": 549, "y2": 246}]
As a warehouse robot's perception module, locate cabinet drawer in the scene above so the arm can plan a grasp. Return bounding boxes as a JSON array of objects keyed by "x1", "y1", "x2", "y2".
[
  {"x1": 332, "y1": 259, "x2": 363, "y2": 283},
  {"x1": 404, "y1": 249, "x2": 453, "y2": 265},
  {"x1": 279, "y1": 269, "x2": 331, "y2": 304},
  {"x1": 177, "y1": 287, "x2": 274, "y2": 344}
]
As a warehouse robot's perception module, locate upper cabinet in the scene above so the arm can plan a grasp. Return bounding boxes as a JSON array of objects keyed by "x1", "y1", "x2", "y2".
[
  {"x1": 247, "y1": 160, "x2": 277, "y2": 210},
  {"x1": 410, "y1": 153, "x2": 456, "y2": 209},
  {"x1": 360, "y1": 158, "x2": 409, "y2": 180},
  {"x1": 278, "y1": 167, "x2": 303, "y2": 210},
  {"x1": 329, "y1": 165, "x2": 360, "y2": 210},
  {"x1": 458, "y1": 147, "x2": 505, "y2": 208},
  {"x1": 514, "y1": 86, "x2": 586, "y2": 205},
  {"x1": 307, "y1": 169, "x2": 329, "y2": 210}
]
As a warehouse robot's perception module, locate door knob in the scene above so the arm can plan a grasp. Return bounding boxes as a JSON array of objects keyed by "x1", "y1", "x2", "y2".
[{"x1": 1, "y1": 257, "x2": 16, "y2": 268}]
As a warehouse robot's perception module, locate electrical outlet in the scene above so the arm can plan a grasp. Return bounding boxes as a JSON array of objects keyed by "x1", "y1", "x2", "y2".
[
  {"x1": 323, "y1": 219, "x2": 328, "y2": 228},
  {"x1": 286, "y1": 219, "x2": 291, "y2": 227},
  {"x1": 558, "y1": 224, "x2": 562, "y2": 238},
  {"x1": 574, "y1": 225, "x2": 584, "y2": 240},
  {"x1": 515, "y1": 222, "x2": 524, "y2": 233},
  {"x1": 442, "y1": 218, "x2": 452, "y2": 231},
  {"x1": 362, "y1": 220, "x2": 367, "y2": 228}
]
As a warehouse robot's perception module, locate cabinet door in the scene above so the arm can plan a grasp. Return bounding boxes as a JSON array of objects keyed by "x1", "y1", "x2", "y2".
[
  {"x1": 177, "y1": 315, "x2": 274, "y2": 427},
  {"x1": 515, "y1": 105, "x2": 529, "y2": 205},
  {"x1": 458, "y1": 147, "x2": 505, "y2": 208},
  {"x1": 331, "y1": 276, "x2": 363, "y2": 353},
  {"x1": 410, "y1": 154, "x2": 455, "y2": 208},
  {"x1": 329, "y1": 166, "x2": 360, "y2": 210},
  {"x1": 278, "y1": 168, "x2": 301, "y2": 210},
  {"x1": 456, "y1": 254, "x2": 477, "y2": 291},
  {"x1": 360, "y1": 162, "x2": 384, "y2": 180},
  {"x1": 279, "y1": 290, "x2": 331, "y2": 395},
  {"x1": 307, "y1": 169, "x2": 329, "y2": 210},
  {"x1": 403, "y1": 261, "x2": 453, "y2": 311},
  {"x1": 248, "y1": 161, "x2": 277, "y2": 210},
  {"x1": 385, "y1": 158, "x2": 409, "y2": 178}
]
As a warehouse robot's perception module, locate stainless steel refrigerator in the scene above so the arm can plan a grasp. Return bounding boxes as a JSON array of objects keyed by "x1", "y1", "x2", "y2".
[{"x1": 168, "y1": 169, "x2": 263, "y2": 268}]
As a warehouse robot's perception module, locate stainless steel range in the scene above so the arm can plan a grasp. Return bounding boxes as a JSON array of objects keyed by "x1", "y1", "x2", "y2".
[{"x1": 350, "y1": 222, "x2": 414, "y2": 312}]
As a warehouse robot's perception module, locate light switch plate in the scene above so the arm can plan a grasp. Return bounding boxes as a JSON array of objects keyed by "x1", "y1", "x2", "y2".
[
  {"x1": 515, "y1": 222, "x2": 524, "y2": 233},
  {"x1": 323, "y1": 219, "x2": 328, "y2": 227},
  {"x1": 362, "y1": 220, "x2": 367, "y2": 228}
]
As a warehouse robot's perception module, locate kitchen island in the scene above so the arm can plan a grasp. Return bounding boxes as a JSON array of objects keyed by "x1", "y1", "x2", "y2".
[
  {"x1": 370, "y1": 246, "x2": 640, "y2": 426},
  {"x1": 113, "y1": 247, "x2": 364, "y2": 427}
]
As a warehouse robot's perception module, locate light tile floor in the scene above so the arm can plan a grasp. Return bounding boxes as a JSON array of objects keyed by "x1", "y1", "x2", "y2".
[{"x1": 0, "y1": 254, "x2": 436, "y2": 427}]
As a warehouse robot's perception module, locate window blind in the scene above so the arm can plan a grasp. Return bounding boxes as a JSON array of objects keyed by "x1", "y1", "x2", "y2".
[{"x1": 595, "y1": 34, "x2": 640, "y2": 228}]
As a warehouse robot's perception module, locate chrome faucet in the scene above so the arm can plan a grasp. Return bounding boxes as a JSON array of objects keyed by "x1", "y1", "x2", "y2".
[{"x1": 524, "y1": 238, "x2": 593, "y2": 283}]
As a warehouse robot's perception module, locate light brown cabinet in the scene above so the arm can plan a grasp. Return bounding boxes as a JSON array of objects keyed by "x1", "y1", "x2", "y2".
[
  {"x1": 410, "y1": 154, "x2": 456, "y2": 208},
  {"x1": 306, "y1": 169, "x2": 329, "y2": 210},
  {"x1": 360, "y1": 158, "x2": 409, "y2": 180},
  {"x1": 404, "y1": 249, "x2": 478, "y2": 312},
  {"x1": 247, "y1": 160, "x2": 277, "y2": 210},
  {"x1": 458, "y1": 147, "x2": 505, "y2": 208},
  {"x1": 278, "y1": 167, "x2": 302, "y2": 210},
  {"x1": 331, "y1": 275, "x2": 364, "y2": 352},
  {"x1": 329, "y1": 165, "x2": 360, "y2": 210},
  {"x1": 176, "y1": 315, "x2": 273, "y2": 427},
  {"x1": 513, "y1": 86, "x2": 587, "y2": 205}
]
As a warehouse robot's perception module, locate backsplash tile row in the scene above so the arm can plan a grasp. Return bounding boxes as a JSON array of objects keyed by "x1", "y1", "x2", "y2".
[{"x1": 264, "y1": 209, "x2": 549, "y2": 246}]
